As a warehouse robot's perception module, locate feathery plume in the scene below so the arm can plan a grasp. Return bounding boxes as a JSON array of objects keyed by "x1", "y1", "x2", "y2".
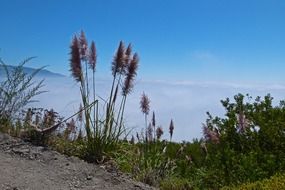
[
  {"x1": 156, "y1": 126, "x2": 164, "y2": 140},
  {"x1": 122, "y1": 53, "x2": 139, "y2": 96},
  {"x1": 152, "y1": 111, "x2": 156, "y2": 127},
  {"x1": 35, "y1": 114, "x2": 40, "y2": 125},
  {"x1": 200, "y1": 142, "x2": 208, "y2": 155},
  {"x1": 69, "y1": 36, "x2": 82, "y2": 82},
  {"x1": 147, "y1": 122, "x2": 153, "y2": 142},
  {"x1": 140, "y1": 92, "x2": 150, "y2": 115},
  {"x1": 77, "y1": 128, "x2": 83, "y2": 141},
  {"x1": 67, "y1": 118, "x2": 76, "y2": 134},
  {"x1": 169, "y1": 119, "x2": 174, "y2": 141},
  {"x1": 64, "y1": 118, "x2": 76, "y2": 140},
  {"x1": 88, "y1": 41, "x2": 97, "y2": 71},
  {"x1": 79, "y1": 30, "x2": 88, "y2": 61},
  {"x1": 152, "y1": 111, "x2": 156, "y2": 141},
  {"x1": 202, "y1": 124, "x2": 220, "y2": 144},
  {"x1": 124, "y1": 43, "x2": 132, "y2": 64},
  {"x1": 136, "y1": 132, "x2": 140, "y2": 142},
  {"x1": 130, "y1": 135, "x2": 135, "y2": 144},
  {"x1": 112, "y1": 41, "x2": 125, "y2": 76},
  {"x1": 43, "y1": 109, "x2": 56, "y2": 127},
  {"x1": 24, "y1": 108, "x2": 32, "y2": 123},
  {"x1": 237, "y1": 112, "x2": 249, "y2": 133}
]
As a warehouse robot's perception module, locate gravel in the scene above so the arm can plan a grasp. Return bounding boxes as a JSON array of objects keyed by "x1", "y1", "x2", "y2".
[{"x1": 0, "y1": 133, "x2": 155, "y2": 190}]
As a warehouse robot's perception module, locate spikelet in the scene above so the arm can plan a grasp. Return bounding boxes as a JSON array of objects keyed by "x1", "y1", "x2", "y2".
[
  {"x1": 67, "y1": 118, "x2": 76, "y2": 134},
  {"x1": 77, "y1": 128, "x2": 83, "y2": 141},
  {"x1": 152, "y1": 111, "x2": 156, "y2": 127},
  {"x1": 79, "y1": 30, "x2": 88, "y2": 61},
  {"x1": 42, "y1": 109, "x2": 56, "y2": 128},
  {"x1": 140, "y1": 92, "x2": 150, "y2": 115},
  {"x1": 24, "y1": 108, "x2": 33, "y2": 123},
  {"x1": 35, "y1": 114, "x2": 40, "y2": 125},
  {"x1": 69, "y1": 36, "x2": 82, "y2": 82},
  {"x1": 130, "y1": 135, "x2": 135, "y2": 144},
  {"x1": 202, "y1": 124, "x2": 220, "y2": 144},
  {"x1": 169, "y1": 119, "x2": 174, "y2": 140},
  {"x1": 152, "y1": 111, "x2": 156, "y2": 140},
  {"x1": 88, "y1": 41, "x2": 97, "y2": 71},
  {"x1": 147, "y1": 122, "x2": 153, "y2": 142},
  {"x1": 136, "y1": 132, "x2": 140, "y2": 142},
  {"x1": 112, "y1": 41, "x2": 125, "y2": 76},
  {"x1": 237, "y1": 112, "x2": 250, "y2": 133},
  {"x1": 156, "y1": 126, "x2": 164, "y2": 140},
  {"x1": 124, "y1": 43, "x2": 132, "y2": 65},
  {"x1": 122, "y1": 53, "x2": 139, "y2": 96}
]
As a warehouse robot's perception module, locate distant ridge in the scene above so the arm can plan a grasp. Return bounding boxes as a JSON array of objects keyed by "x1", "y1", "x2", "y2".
[{"x1": 0, "y1": 65, "x2": 65, "y2": 78}]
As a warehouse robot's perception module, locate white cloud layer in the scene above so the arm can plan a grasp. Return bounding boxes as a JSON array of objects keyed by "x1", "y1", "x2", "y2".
[{"x1": 30, "y1": 76, "x2": 285, "y2": 142}]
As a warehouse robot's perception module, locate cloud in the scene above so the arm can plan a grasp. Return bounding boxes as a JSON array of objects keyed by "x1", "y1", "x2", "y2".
[
  {"x1": 150, "y1": 80, "x2": 285, "y2": 90},
  {"x1": 192, "y1": 51, "x2": 217, "y2": 61},
  {"x1": 29, "y1": 77, "x2": 285, "y2": 142},
  {"x1": 189, "y1": 50, "x2": 221, "y2": 65}
]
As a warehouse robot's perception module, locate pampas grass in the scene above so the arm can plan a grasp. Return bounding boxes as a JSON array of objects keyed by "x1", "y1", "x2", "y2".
[{"x1": 69, "y1": 31, "x2": 139, "y2": 162}]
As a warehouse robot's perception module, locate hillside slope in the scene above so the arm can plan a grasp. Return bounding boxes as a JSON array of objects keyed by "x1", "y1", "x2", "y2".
[
  {"x1": 0, "y1": 65, "x2": 65, "y2": 78},
  {"x1": 0, "y1": 133, "x2": 155, "y2": 190}
]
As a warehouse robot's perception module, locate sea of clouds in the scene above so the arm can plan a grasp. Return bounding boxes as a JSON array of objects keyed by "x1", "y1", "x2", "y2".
[{"x1": 28, "y1": 76, "x2": 285, "y2": 142}]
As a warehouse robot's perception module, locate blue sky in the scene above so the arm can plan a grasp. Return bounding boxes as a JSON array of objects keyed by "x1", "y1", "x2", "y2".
[{"x1": 1, "y1": 0, "x2": 285, "y2": 83}]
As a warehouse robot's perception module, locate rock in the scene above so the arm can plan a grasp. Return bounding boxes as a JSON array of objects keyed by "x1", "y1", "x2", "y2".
[
  {"x1": 12, "y1": 148, "x2": 30, "y2": 155},
  {"x1": 86, "y1": 175, "x2": 92, "y2": 180},
  {"x1": 0, "y1": 133, "x2": 12, "y2": 142}
]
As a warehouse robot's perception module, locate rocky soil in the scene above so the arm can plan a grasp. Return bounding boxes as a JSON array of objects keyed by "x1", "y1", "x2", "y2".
[{"x1": 0, "y1": 133, "x2": 155, "y2": 190}]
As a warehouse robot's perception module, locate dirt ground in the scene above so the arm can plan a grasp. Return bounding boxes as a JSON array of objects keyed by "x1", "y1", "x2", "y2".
[{"x1": 0, "y1": 133, "x2": 155, "y2": 190}]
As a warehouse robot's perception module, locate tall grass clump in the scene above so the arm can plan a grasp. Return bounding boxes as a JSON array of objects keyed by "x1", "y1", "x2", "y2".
[
  {"x1": 0, "y1": 57, "x2": 45, "y2": 131},
  {"x1": 140, "y1": 92, "x2": 150, "y2": 141},
  {"x1": 69, "y1": 31, "x2": 139, "y2": 162},
  {"x1": 119, "y1": 94, "x2": 177, "y2": 187}
]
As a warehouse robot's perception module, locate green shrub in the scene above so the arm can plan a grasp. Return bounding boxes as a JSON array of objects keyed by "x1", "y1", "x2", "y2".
[
  {"x1": 160, "y1": 177, "x2": 193, "y2": 190},
  {"x1": 222, "y1": 173, "x2": 285, "y2": 190},
  {"x1": 50, "y1": 136, "x2": 86, "y2": 158},
  {"x1": 0, "y1": 57, "x2": 45, "y2": 123},
  {"x1": 0, "y1": 57, "x2": 45, "y2": 139}
]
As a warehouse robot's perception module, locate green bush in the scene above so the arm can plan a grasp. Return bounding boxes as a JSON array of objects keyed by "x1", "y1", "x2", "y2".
[
  {"x1": 0, "y1": 57, "x2": 44, "y2": 123},
  {"x1": 50, "y1": 136, "x2": 86, "y2": 158},
  {"x1": 160, "y1": 177, "x2": 193, "y2": 190},
  {"x1": 222, "y1": 173, "x2": 285, "y2": 190},
  {"x1": 0, "y1": 57, "x2": 45, "y2": 139}
]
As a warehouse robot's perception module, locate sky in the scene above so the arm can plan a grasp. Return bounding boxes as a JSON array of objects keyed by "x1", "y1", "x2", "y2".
[
  {"x1": 1, "y1": 0, "x2": 285, "y2": 141},
  {"x1": 1, "y1": 0, "x2": 285, "y2": 83}
]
